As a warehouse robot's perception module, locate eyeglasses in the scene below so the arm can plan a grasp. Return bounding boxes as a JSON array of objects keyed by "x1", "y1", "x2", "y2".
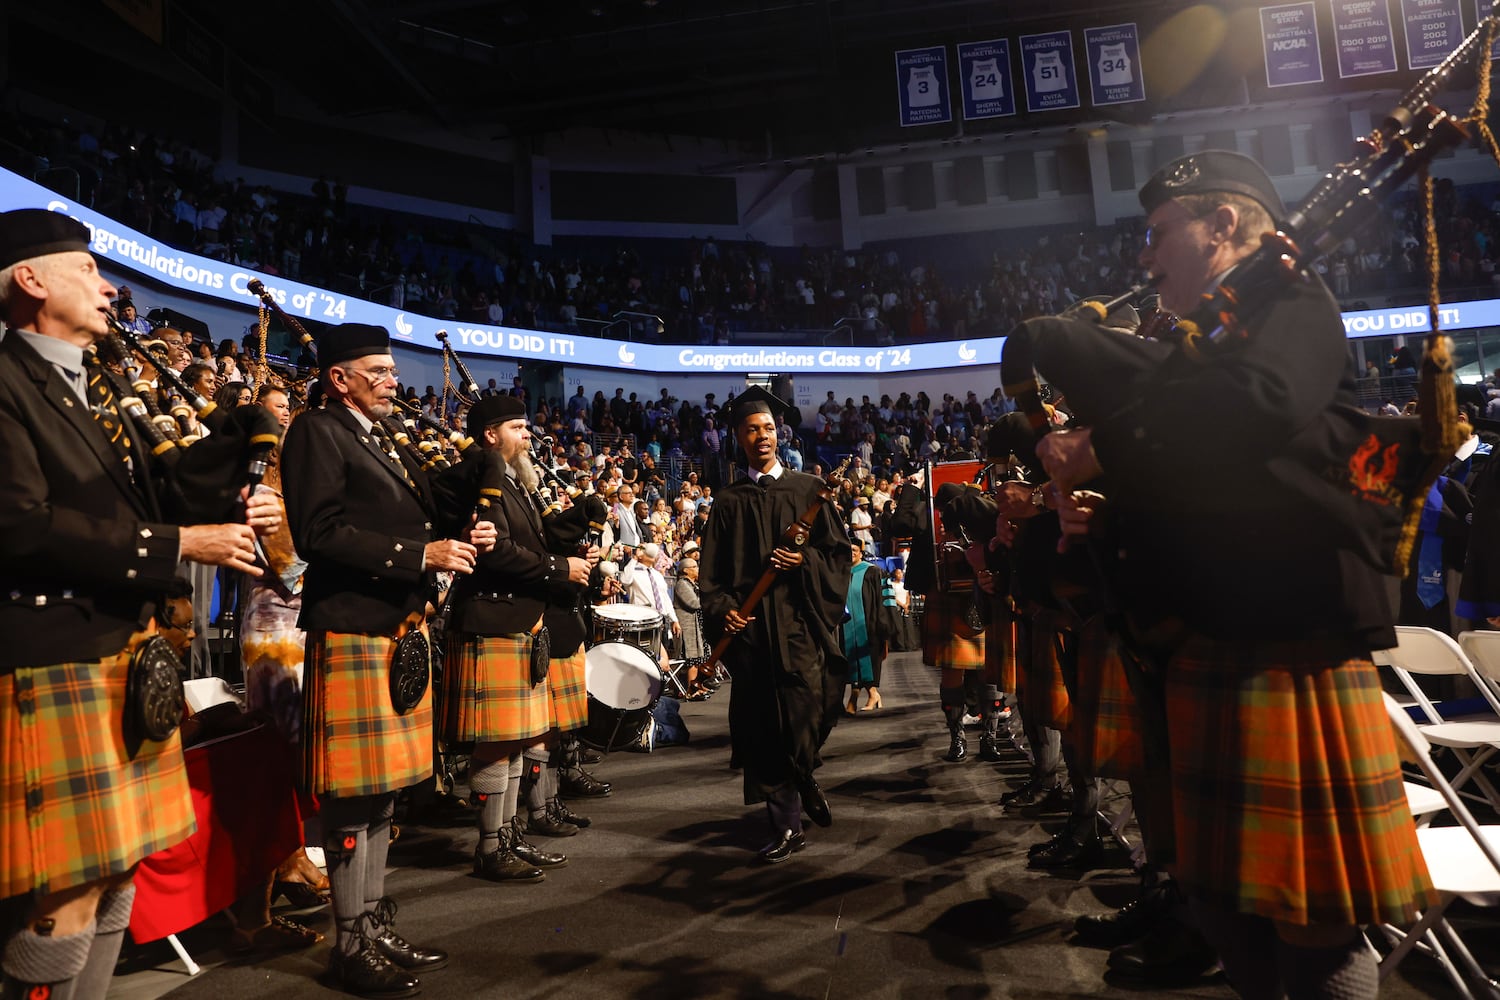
[
  {"x1": 346, "y1": 366, "x2": 400, "y2": 384},
  {"x1": 1143, "y1": 209, "x2": 1216, "y2": 249}
]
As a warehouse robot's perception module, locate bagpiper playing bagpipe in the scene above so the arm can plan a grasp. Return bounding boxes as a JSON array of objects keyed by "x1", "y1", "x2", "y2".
[{"x1": 991, "y1": 18, "x2": 1500, "y2": 994}]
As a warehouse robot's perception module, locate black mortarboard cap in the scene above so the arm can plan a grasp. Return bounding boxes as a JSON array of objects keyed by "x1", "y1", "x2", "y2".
[
  {"x1": 318, "y1": 322, "x2": 391, "y2": 367},
  {"x1": 467, "y1": 394, "x2": 528, "y2": 438},
  {"x1": 0, "y1": 209, "x2": 92, "y2": 270},
  {"x1": 729, "y1": 385, "x2": 789, "y2": 426},
  {"x1": 1139, "y1": 150, "x2": 1286, "y2": 222}
]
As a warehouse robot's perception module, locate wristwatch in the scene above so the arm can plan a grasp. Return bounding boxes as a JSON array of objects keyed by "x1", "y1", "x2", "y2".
[{"x1": 1029, "y1": 485, "x2": 1046, "y2": 509}]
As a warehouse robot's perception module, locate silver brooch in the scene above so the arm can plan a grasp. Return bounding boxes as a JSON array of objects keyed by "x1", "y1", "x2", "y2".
[{"x1": 1163, "y1": 158, "x2": 1200, "y2": 188}]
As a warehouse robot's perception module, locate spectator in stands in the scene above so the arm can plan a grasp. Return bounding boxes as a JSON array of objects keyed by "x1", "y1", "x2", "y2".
[{"x1": 118, "y1": 301, "x2": 151, "y2": 336}]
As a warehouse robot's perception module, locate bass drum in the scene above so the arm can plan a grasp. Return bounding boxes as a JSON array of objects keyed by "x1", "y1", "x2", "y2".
[{"x1": 580, "y1": 641, "x2": 664, "y2": 751}]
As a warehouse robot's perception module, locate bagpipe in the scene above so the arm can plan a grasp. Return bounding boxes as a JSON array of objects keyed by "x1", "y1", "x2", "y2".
[
  {"x1": 435, "y1": 331, "x2": 606, "y2": 559},
  {"x1": 244, "y1": 278, "x2": 319, "y2": 406},
  {"x1": 1000, "y1": 16, "x2": 1500, "y2": 576},
  {"x1": 99, "y1": 314, "x2": 282, "y2": 520}
]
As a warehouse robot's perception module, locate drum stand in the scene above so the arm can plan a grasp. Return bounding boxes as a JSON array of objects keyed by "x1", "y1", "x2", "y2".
[{"x1": 661, "y1": 659, "x2": 691, "y2": 698}]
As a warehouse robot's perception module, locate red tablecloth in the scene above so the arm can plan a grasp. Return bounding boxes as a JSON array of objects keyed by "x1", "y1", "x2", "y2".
[{"x1": 129, "y1": 725, "x2": 304, "y2": 943}]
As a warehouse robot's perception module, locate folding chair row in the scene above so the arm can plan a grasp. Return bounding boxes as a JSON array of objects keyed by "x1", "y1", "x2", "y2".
[{"x1": 1371, "y1": 626, "x2": 1500, "y2": 813}]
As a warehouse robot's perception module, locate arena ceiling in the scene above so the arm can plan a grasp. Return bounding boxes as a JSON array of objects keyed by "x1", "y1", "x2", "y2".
[
  {"x1": 31, "y1": 1, "x2": 1426, "y2": 157},
  {"x1": 155, "y1": 0, "x2": 1228, "y2": 153}
]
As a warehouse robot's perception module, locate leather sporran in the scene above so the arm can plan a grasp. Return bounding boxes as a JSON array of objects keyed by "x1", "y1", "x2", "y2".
[
  {"x1": 389, "y1": 629, "x2": 431, "y2": 714},
  {"x1": 530, "y1": 626, "x2": 551, "y2": 686},
  {"x1": 124, "y1": 635, "x2": 186, "y2": 748}
]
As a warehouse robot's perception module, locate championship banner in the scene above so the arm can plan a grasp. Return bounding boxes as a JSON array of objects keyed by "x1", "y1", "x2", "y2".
[
  {"x1": 1262, "y1": 2, "x2": 1326, "y2": 86},
  {"x1": 1477, "y1": 0, "x2": 1500, "y2": 58},
  {"x1": 1083, "y1": 23, "x2": 1146, "y2": 106},
  {"x1": 1020, "y1": 30, "x2": 1082, "y2": 112},
  {"x1": 1332, "y1": 0, "x2": 1400, "y2": 77},
  {"x1": 1401, "y1": 0, "x2": 1464, "y2": 68},
  {"x1": 895, "y1": 46, "x2": 953, "y2": 127},
  {"x1": 956, "y1": 39, "x2": 1017, "y2": 120}
]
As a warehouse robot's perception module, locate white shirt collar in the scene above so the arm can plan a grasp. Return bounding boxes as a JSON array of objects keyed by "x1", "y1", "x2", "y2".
[{"x1": 748, "y1": 461, "x2": 784, "y2": 484}]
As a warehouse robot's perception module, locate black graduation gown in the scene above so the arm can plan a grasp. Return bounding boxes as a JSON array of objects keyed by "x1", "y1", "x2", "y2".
[{"x1": 700, "y1": 470, "x2": 850, "y2": 803}]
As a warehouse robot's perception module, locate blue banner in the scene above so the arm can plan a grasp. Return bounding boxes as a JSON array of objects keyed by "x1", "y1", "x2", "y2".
[
  {"x1": 1020, "y1": 31, "x2": 1081, "y2": 113},
  {"x1": 1332, "y1": 0, "x2": 1400, "y2": 77},
  {"x1": 1402, "y1": 0, "x2": 1464, "y2": 68},
  {"x1": 1263, "y1": 2, "x2": 1326, "y2": 86},
  {"x1": 956, "y1": 39, "x2": 1017, "y2": 120},
  {"x1": 0, "y1": 168, "x2": 1010, "y2": 374},
  {"x1": 1477, "y1": 0, "x2": 1500, "y2": 58},
  {"x1": 1083, "y1": 23, "x2": 1146, "y2": 106},
  {"x1": 895, "y1": 46, "x2": 952, "y2": 128}
]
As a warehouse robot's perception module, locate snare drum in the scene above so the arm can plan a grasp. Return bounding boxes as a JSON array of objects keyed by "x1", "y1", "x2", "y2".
[
  {"x1": 592, "y1": 603, "x2": 663, "y2": 659},
  {"x1": 580, "y1": 641, "x2": 663, "y2": 751}
]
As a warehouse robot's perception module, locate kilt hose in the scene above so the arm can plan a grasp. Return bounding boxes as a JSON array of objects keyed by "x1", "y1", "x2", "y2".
[
  {"x1": 548, "y1": 646, "x2": 588, "y2": 733},
  {"x1": 439, "y1": 633, "x2": 549, "y2": 745},
  {"x1": 1070, "y1": 615, "x2": 1145, "y2": 782},
  {"x1": 0, "y1": 631, "x2": 194, "y2": 899},
  {"x1": 1019, "y1": 610, "x2": 1072, "y2": 733},
  {"x1": 920, "y1": 592, "x2": 986, "y2": 671},
  {"x1": 1167, "y1": 635, "x2": 1435, "y2": 926},
  {"x1": 302, "y1": 621, "x2": 435, "y2": 799}
]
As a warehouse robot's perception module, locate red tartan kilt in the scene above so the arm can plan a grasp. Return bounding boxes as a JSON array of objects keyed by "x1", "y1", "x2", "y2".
[
  {"x1": 302, "y1": 625, "x2": 434, "y2": 799},
  {"x1": 1166, "y1": 636, "x2": 1435, "y2": 926},
  {"x1": 548, "y1": 647, "x2": 588, "y2": 732},
  {"x1": 1020, "y1": 615, "x2": 1072, "y2": 732},
  {"x1": 920, "y1": 594, "x2": 986, "y2": 671},
  {"x1": 0, "y1": 631, "x2": 195, "y2": 898},
  {"x1": 439, "y1": 633, "x2": 549, "y2": 744},
  {"x1": 1070, "y1": 618, "x2": 1145, "y2": 781}
]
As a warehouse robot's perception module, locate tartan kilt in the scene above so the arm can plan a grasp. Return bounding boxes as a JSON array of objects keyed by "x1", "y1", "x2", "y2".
[
  {"x1": 1166, "y1": 635, "x2": 1435, "y2": 926},
  {"x1": 920, "y1": 593, "x2": 986, "y2": 671},
  {"x1": 548, "y1": 647, "x2": 589, "y2": 732},
  {"x1": 1020, "y1": 613, "x2": 1072, "y2": 732},
  {"x1": 0, "y1": 631, "x2": 195, "y2": 898},
  {"x1": 983, "y1": 604, "x2": 1018, "y2": 692},
  {"x1": 302, "y1": 622, "x2": 434, "y2": 799},
  {"x1": 439, "y1": 633, "x2": 549, "y2": 745},
  {"x1": 1069, "y1": 616, "x2": 1145, "y2": 781}
]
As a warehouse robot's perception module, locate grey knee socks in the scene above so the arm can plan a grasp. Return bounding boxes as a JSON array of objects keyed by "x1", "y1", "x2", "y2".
[
  {"x1": 1, "y1": 920, "x2": 94, "y2": 1000},
  {"x1": 71, "y1": 884, "x2": 135, "y2": 1000},
  {"x1": 471, "y1": 750, "x2": 511, "y2": 853}
]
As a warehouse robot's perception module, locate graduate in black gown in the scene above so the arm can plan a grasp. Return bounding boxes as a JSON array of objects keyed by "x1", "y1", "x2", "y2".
[{"x1": 699, "y1": 386, "x2": 851, "y2": 864}]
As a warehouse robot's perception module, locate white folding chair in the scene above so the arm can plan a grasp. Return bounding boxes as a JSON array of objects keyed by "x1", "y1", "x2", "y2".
[
  {"x1": 1375, "y1": 693, "x2": 1500, "y2": 1000},
  {"x1": 1457, "y1": 630, "x2": 1500, "y2": 710},
  {"x1": 1371, "y1": 626, "x2": 1500, "y2": 811}
]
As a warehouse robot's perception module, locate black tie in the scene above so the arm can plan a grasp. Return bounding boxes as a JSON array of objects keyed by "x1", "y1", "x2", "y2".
[{"x1": 758, "y1": 474, "x2": 772, "y2": 490}]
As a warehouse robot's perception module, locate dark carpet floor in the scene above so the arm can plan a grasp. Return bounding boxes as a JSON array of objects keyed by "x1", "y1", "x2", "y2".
[{"x1": 111, "y1": 652, "x2": 1481, "y2": 999}]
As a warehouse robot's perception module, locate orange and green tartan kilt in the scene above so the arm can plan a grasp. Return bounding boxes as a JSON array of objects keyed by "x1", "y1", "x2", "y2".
[
  {"x1": 920, "y1": 593, "x2": 986, "y2": 671},
  {"x1": 1070, "y1": 617, "x2": 1145, "y2": 781},
  {"x1": 1166, "y1": 635, "x2": 1435, "y2": 926},
  {"x1": 302, "y1": 624, "x2": 434, "y2": 799},
  {"x1": 439, "y1": 633, "x2": 549, "y2": 745},
  {"x1": 548, "y1": 647, "x2": 588, "y2": 732},
  {"x1": 983, "y1": 601, "x2": 1018, "y2": 693},
  {"x1": 0, "y1": 631, "x2": 195, "y2": 898},
  {"x1": 1020, "y1": 612, "x2": 1072, "y2": 733}
]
